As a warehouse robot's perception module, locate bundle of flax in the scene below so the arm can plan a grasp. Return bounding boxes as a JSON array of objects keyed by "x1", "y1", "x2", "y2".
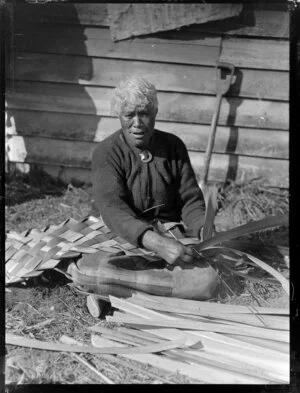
[{"x1": 89, "y1": 293, "x2": 289, "y2": 384}]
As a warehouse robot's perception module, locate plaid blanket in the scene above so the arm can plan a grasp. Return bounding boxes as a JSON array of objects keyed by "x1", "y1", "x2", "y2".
[
  {"x1": 6, "y1": 215, "x2": 219, "y2": 299},
  {"x1": 67, "y1": 250, "x2": 219, "y2": 300}
]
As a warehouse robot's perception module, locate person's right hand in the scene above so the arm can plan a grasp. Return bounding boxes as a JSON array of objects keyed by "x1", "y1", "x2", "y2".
[
  {"x1": 158, "y1": 237, "x2": 195, "y2": 265},
  {"x1": 141, "y1": 230, "x2": 196, "y2": 265}
]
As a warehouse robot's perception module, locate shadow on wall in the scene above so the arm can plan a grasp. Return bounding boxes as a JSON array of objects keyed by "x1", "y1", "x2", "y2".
[
  {"x1": 155, "y1": 4, "x2": 256, "y2": 41},
  {"x1": 153, "y1": 6, "x2": 251, "y2": 185},
  {"x1": 5, "y1": 3, "x2": 98, "y2": 186}
]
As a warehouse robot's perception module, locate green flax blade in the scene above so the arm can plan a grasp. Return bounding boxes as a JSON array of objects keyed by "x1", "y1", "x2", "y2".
[
  {"x1": 194, "y1": 214, "x2": 289, "y2": 253},
  {"x1": 202, "y1": 184, "x2": 218, "y2": 241},
  {"x1": 202, "y1": 246, "x2": 289, "y2": 296}
]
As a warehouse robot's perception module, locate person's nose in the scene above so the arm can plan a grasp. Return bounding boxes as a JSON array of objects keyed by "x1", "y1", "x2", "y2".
[{"x1": 133, "y1": 114, "x2": 142, "y2": 128}]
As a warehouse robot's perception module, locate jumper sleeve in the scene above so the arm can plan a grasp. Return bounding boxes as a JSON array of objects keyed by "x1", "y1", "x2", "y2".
[
  {"x1": 176, "y1": 138, "x2": 205, "y2": 237},
  {"x1": 91, "y1": 144, "x2": 153, "y2": 246}
]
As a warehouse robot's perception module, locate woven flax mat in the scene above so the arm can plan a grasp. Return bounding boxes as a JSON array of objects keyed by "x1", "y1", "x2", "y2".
[{"x1": 5, "y1": 216, "x2": 170, "y2": 285}]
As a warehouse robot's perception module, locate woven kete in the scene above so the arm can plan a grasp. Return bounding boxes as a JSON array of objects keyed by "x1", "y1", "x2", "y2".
[{"x1": 5, "y1": 216, "x2": 189, "y2": 285}]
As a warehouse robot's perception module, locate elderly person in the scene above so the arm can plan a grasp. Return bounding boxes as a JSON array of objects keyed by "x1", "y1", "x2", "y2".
[
  {"x1": 91, "y1": 76, "x2": 206, "y2": 266},
  {"x1": 68, "y1": 76, "x2": 218, "y2": 315}
]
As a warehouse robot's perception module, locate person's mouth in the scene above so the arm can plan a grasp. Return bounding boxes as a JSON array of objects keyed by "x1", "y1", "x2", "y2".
[{"x1": 131, "y1": 130, "x2": 146, "y2": 138}]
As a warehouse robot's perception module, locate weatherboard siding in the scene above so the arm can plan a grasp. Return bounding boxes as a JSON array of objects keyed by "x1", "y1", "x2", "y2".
[{"x1": 6, "y1": 4, "x2": 289, "y2": 187}]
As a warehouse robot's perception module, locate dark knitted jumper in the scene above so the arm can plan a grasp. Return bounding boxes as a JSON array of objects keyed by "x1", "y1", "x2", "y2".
[{"x1": 91, "y1": 129, "x2": 205, "y2": 246}]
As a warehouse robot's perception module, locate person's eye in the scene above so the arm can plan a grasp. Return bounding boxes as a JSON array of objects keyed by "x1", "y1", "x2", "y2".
[{"x1": 125, "y1": 112, "x2": 134, "y2": 118}]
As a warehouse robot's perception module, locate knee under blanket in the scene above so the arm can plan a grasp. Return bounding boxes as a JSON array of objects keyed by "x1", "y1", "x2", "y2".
[{"x1": 67, "y1": 250, "x2": 219, "y2": 300}]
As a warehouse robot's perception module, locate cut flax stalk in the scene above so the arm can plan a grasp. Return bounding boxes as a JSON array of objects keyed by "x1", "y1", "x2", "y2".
[
  {"x1": 117, "y1": 325, "x2": 288, "y2": 363},
  {"x1": 91, "y1": 335, "x2": 270, "y2": 384},
  {"x1": 111, "y1": 309, "x2": 283, "y2": 337},
  {"x1": 60, "y1": 335, "x2": 114, "y2": 384},
  {"x1": 144, "y1": 328, "x2": 288, "y2": 383},
  {"x1": 93, "y1": 330, "x2": 213, "y2": 376},
  {"x1": 94, "y1": 325, "x2": 287, "y2": 383},
  {"x1": 95, "y1": 320, "x2": 288, "y2": 382},
  {"x1": 106, "y1": 288, "x2": 289, "y2": 384},
  {"x1": 89, "y1": 325, "x2": 167, "y2": 347},
  {"x1": 109, "y1": 295, "x2": 175, "y2": 320},
  {"x1": 223, "y1": 333, "x2": 289, "y2": 354},
  {"x1": 105, "y1": 297, "x2": 289, "y2": 383},
  {"x1": 89, "y1": 326, "x2": 251, "y2": 379},
  {"x1": 6, "y1": 333, "x2": 196, "y2": 354},
  {"x1": 131, "y1": 292, "x2": 289, "y2": 315},
  {"x1": 106, "y1": 314, "x2": 288, "y2": 343},
  {"x1": 91, "y1": 334, "x2": 204, "y2": 384},
  {"x1": 118, "y1": 326, "x2": 166, "y2": 344},
  {"x1": 126, "y1": 297, "x2": 288, "y2": 330},
  {"x1": 109, "y1": 297, "x2": 288, "y2": 342},
  {"x1": 183, "y1": 330, "x2": 289, "y2": 364},
  {"x1": 64, "y1": 333, "x2": 176, "y2": 385}
]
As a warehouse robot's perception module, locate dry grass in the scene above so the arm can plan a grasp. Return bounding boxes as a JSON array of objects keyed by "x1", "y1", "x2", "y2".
[
  {"x1": 217, "y1": 180, "x2": 289, "y2": 246},
  {"x1": 5, "y1": 168, "x2": 92, "y2": 232},
  {"x1": 5, "y1": 169, "x2": 289, "y2": 384}
]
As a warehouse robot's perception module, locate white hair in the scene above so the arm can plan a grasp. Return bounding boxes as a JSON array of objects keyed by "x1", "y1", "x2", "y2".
[{"x1": 111, "y1": 76, "x2": 158, "y2": 116}]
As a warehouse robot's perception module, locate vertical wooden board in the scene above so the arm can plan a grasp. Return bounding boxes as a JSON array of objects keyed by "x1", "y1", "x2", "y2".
[
  {"x1": 6, "y1": 82, "x2": 289, "y2": 130},
  {"x1": 10, "y1": 53, "x2": 289, "y2": 101}
]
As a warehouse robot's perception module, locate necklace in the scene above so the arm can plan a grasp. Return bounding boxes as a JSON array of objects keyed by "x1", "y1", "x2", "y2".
[{"x1": 139, "y1": 150, "x2": 153, "y2": 163}]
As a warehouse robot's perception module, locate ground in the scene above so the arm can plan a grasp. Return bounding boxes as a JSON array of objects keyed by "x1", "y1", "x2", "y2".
[{"x1": 5, "y1": 168, "x2": 289, "y2": 384}]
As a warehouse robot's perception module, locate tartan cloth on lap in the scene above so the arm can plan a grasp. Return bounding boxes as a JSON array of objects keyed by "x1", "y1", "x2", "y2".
[
  {"x1": 67, "y1": 250, "x2": 219, "y2": 300},
  {"x1": 6, "y1": 215, "x2": 219, "y2": 299},
  {"x1": 5, "y1": 215, "x2": 155, "y2": 284},
  {"x1": 67, "y1": 250, "x2": 173, "y2": 298},
  {"x1": 5, "y1": 216, "x2": 188, "y2": 285}
]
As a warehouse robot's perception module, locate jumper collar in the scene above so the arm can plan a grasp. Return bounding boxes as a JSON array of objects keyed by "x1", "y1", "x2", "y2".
[{"x1": 119, "y1": 129, "x2": 155, "y2": 163}]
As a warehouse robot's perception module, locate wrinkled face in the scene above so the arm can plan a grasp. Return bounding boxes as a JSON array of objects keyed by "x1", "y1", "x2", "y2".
[{"x1": 119, "y1": 103, "x2": 157, "y2": 149}]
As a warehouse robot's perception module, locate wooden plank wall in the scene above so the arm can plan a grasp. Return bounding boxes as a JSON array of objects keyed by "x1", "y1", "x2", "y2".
[{"x1": 5, "y1": 3, "x2": 289, "y2": 187}]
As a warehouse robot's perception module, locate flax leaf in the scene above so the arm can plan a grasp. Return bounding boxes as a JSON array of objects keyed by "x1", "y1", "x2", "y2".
[
  {"x1": 194, "y1": 214, "x2": 288, "y2": 252},
  {"x1": 202, "y1": 246, "x2": 289, "y2": 296}
]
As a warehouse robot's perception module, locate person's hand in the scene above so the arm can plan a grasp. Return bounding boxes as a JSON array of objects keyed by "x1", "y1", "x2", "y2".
[
  {"x1": 158, "y1": 237, "x2": 195, "y2": 265},
  {"x1": 141, "y1": 230, "x2": 196, "y2": 265}
]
